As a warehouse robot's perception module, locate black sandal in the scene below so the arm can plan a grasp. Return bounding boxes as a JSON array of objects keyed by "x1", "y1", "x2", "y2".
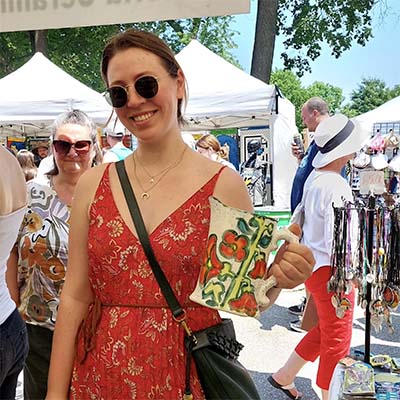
[{"x1": 268, "y1": 375, "x2": 303, "y2": 400}]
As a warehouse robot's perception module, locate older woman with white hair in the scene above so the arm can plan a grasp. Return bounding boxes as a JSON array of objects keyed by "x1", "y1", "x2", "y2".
[{"x1": 7, "y1": 109, "x2": 102, "y2": 400}]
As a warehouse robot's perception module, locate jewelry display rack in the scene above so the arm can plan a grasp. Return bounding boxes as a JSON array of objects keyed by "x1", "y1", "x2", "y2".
[
  {"x1": 364, "y1": 195, "x2": 374, "y2": 364},
  {"x1": 331, "y1": 193, "x2": 400, "y2": 366}
]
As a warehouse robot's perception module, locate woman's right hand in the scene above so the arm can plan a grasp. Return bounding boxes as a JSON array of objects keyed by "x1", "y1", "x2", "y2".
[{"x1": 268, "y1": 224, "x2": 315, "y2": 289}]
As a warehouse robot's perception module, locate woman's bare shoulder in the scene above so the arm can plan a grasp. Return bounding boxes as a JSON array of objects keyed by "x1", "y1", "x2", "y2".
[
  {"x1": 0, "y1": 147, "x2": 27, "y2": 215},
  {"x1": 214, "y1": 167, "x2": 253, "y2": 212},
  {"x1": 74, "y1": 163, "x2": 109, "y2": 207},
  {"x1": 188, "y1": 151, "x2": 252, "y2": 212}
]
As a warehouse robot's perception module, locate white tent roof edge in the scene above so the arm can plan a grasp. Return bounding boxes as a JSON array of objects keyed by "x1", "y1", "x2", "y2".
[{"x1": 355, "y1": 95, "x2": 400, "y2": 134}]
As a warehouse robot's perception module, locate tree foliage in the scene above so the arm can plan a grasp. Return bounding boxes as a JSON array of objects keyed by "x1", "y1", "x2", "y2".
[
  {"x1": 270, "y1": 70, "x2": 307, "y2": 121},
  {"x1": 389, "y1": 84, "x2": 400, "y2": 99},
  {"x1": 251, "y1": 0, "x2": 379, "y2": 83},
  {"x1": 306, "y1": 81, "x2": 344, "y2": 114},
  {"x1": 341, "y1": 78, "x2": 398, "y2": 116},
  {"x1": 0, "y1": 17, "x2": 238, "y2": 92},
  {"x1": 276, "y1": 0, "x2": 375, "y2": 77},
  {"x1": 270, "y1": 69, "x2": 344, "y2": 129}
]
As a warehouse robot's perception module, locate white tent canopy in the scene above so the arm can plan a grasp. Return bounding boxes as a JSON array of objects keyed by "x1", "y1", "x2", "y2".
[
  {"x1": 176, "y1": 40, "x2": 298, "y2": 208},
  {"x1": 0, "y1": 52, "x2": 111, "y2": 135},
  {"x1": 355, "y1": 95, "x2": 400, "y2": 134},
  {"x1": 177, "y1": 40, "x2": 284, "y2": 129}
]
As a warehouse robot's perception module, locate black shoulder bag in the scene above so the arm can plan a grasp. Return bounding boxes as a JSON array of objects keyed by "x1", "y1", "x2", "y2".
[{"x1": 115, "y1": 160, "x2": 260, "y2": 400}]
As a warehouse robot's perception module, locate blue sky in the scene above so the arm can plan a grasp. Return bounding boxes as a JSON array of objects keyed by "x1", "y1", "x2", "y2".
[{"x1": 231, "y1": 0, "x2": 400, "y2": 103}]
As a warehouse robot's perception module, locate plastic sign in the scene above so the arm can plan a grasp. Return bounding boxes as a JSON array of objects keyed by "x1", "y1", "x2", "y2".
[
  {"x1": 0, "y1": 0, "x2": 250, "y2": 33},
  {"x1": 359, "y1": 170, "x2": 386, "y2": 195}
]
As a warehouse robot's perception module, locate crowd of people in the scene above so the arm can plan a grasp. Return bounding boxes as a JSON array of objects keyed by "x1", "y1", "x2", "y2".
[{"x1": 0, "y1": 28, "x2": 370, "y2": 400}]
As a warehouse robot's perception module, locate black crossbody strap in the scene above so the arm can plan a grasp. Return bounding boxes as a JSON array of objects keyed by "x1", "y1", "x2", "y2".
[{"x1": 115, "y1": 160, "x2": 184, "y2": 319}]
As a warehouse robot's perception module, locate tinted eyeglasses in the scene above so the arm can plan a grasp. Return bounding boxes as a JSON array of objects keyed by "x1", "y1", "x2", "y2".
[
  {"x1": 104, "y1": 75, "x2": 160, "y2": 108},
  {"x1": 53, "y1": 140, "x2": 92, "y2": 156}
]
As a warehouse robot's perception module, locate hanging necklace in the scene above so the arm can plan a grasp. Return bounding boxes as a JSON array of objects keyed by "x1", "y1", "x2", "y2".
[
  {"x1": 133, "y1": 145, "x2": 188, "y2": 199},
  {"x1": 136, "y1": 149, "x2": 183, "y2": 184}
]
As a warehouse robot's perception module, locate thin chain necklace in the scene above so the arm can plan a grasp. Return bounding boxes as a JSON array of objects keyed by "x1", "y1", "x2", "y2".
[
  {"x1": 135, "y1": 151, "x2": 178, "y2": 184},
  {"x1": 133, "y1": 145, "x2": 188, "y2": 199}
]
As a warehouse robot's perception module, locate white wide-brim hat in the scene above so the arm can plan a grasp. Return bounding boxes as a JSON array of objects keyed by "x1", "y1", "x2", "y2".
[{"x1": 312, "y1": 114, "x2": 369, "y2": 169}]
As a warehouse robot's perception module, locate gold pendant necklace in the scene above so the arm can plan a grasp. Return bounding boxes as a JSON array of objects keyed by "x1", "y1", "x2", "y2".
[
  {"x1": 136, "y1": 152, "x2": 181, "y2": 184},
  {"x1": 133, "y1": 145, "x2": 188, "y2": 199}
]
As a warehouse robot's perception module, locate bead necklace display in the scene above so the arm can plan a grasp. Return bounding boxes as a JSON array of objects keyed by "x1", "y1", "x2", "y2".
[
  {"x1": 329, "y1": 201, "x2": 354, "y2": 319},
  {"x1": 330, "y1": 195, "x2": 400, "y2": 364},
  {"x1": 133, "y1": 145, "x2": 188, "y2": 199},
  {"x1": 330, "y1": 197, "x2": 400, "y2": 332}
]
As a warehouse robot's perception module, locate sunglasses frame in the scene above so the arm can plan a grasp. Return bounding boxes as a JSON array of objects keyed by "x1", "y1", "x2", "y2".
[
  {"x1": 104, "y1": 75, "x2": 161, "y2": 108},
  {"x1": 52, "y1": 139, "x2": 92, "y2": 156}
]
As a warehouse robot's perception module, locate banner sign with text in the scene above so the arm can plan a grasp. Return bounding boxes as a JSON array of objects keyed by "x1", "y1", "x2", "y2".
[{"x1": 0, "y1": 0, "x2": 249, "y2": 33}]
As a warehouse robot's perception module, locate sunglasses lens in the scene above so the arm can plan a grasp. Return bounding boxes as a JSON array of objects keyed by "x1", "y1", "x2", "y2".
[
  {"x1": 135, "y1": 76, "x2": 158, "y2": 99},
  {"x1": 53, "y1": 140, "x2": 91, "y2": 155},
  {"x1": 106, "y1": 86, "x2": 128, "y2": 108},
  {"x1": 53, "y1": 140, "x2": 71, "y2": 155},
  {"x1": 105, "y1": 76, "x2": 159, "y2": 108},
  {"x1": 74, "y1": 141, "x2": 91, "y2": 153}
]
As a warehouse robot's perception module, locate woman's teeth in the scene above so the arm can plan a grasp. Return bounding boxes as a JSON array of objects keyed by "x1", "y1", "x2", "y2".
[{"x1": 133, "y1": 112, "x2": 153, "y2": 122}]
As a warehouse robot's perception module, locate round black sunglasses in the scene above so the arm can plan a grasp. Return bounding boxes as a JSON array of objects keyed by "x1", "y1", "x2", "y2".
[{"x1": 104, "y1": 75, "x2": 160, "y2": 108}]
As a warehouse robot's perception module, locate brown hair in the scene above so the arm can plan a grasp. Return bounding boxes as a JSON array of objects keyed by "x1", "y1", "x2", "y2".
[
  {"x1": 196, "y1": 134, "x2": 229, "y2": 161},
  {"x1": 101, "y1": 29, "x2": 187, "y2": 125},
  {"x1": 16, "y1": 149, "x2": 38, "y2": 182}
]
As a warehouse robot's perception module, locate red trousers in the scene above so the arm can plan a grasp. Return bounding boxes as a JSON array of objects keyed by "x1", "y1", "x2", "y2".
[{"x1": 295, "y1": 266, "x2": 354, "y2": 390}]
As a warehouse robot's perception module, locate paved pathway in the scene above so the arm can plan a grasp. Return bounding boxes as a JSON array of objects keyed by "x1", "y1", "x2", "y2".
[
  {"x1": 16, "y1": 286, "x2": 399, "y2": 399},
  {"x1": 231, "y1": 286, "x2": 400, "y2": 400}
]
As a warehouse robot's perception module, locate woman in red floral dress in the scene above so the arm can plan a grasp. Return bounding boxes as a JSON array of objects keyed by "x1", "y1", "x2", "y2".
[{"x1": 46, "y1": 30, "x2": 315, "y2": 400}]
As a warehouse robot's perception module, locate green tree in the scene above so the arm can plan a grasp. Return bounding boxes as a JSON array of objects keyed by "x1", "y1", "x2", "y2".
[
  {"x1": 270, "y1": 69, "x2": 344, "y2": 129},
  {"x1": 252, "y1": 0, "x2": 381, "y2": 83},
  {"x1": 270, "y1": 69, "x2": 307, "y2": 128},
  {"x1": 345, "y1": 78, "x2": 391, "y2": 115},
  {"x1": 0, "y1": 17, "x2": 238, "y2": 92},
  {"x1": 305, "y1": 82, "x2": 344, "y2": 114},
  {"x1": 339, "y1": 106, "x2": 359, "y2": 119},
  {"x1": 390, "y1": 84, "x2": 400, "y2": 99}
]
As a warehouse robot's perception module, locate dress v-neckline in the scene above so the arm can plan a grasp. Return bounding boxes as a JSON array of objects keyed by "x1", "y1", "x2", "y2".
[{"x1": 106, "y1": 166, "x2": 223, "y2": 243}]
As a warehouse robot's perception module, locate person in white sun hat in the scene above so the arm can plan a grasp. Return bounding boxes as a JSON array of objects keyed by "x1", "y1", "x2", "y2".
[{"x1": 269, "y1": 114, "x2": 368, "y2": 400}]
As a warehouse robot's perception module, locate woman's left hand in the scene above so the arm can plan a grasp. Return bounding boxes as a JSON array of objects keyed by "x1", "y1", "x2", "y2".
[{"x1": 268, "y1": 224, "x2": 315, "y2": 289}]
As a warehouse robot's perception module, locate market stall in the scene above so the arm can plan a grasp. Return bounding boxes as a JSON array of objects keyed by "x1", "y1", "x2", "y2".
[
  {"x1": 176, "y1": 40, "x2": 298, "y2": 209},
  {"x1": 328, "y1": 164, "x2": 400, "y2": 398},
  {"x1": 0, "y1": 52, "x2": 112, "y2": 138}
]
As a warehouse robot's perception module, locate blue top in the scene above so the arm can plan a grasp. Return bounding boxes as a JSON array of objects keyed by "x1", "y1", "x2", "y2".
[
  {"x1": 290, "y1": 141, "x2": 318, "y2": 213},
  {"x1": 217, "y1": 134, "x2": 240, "y2": 170},
  {"x1": 110, "y1": 146, "x2": 133, "y2": 161}
]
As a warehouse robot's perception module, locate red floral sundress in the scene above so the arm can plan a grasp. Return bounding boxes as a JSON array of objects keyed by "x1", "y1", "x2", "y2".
[{"x1": 70, "y1": 164, "x2": 224, "y2": 399}]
